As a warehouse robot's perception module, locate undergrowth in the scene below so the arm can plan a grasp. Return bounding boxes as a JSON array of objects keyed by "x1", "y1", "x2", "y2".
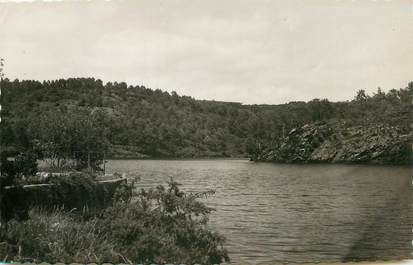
[{"x1": 0, "y1": 179, "x2": 229, "y2": 264}]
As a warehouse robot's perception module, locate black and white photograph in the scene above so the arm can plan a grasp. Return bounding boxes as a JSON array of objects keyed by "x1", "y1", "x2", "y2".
[{"x1": 0, "y1": 0, "x2": 412, "y2": 264}]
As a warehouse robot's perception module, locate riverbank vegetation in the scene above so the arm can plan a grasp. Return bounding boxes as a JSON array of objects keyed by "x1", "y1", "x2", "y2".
[
  {"x1": 0, "y1": 178, "x2": 229, "y2": 264},
  {"x1": 0, "y1": 139, "x2": 229, "y2": 264}
]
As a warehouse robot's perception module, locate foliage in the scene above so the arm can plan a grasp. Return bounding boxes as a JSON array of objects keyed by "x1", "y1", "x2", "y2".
[
  {"x1": 0, "y1": 149, "x2": 38, "y2": 187},
  {"x1": 29, "y1": 109, "x2": 109, "y2": 171},
  {"x1": 0, "y1": 78, "x2": 412, "y2": 159},
  {"x1": 0, "y1": 181, "x2": 229, "y2": 264},
  {"x1": 99, "y1": 180, "x2": 228, "y2": 264},
  {"x1": 0, "y1": 59, "x2": 4, "y2": 84},
  {"x1": 1, "y1": 172, "x2": 122, "y2": 222},
  {"x1": 12, "y1": 152, "x2": 38, "y2": 179},
  {"x1": 0, "y1": 208, "x2": 116, "y2": 263}
]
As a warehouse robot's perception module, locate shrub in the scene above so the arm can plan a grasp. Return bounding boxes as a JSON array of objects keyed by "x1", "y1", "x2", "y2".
[
  {"x1": 0, "y1": 150, "x2": 38, "y2": 187},
  {"x1": 0, "y1": 180, "x2": 229, "y2": 264},
  {"x1": 0, "y1": 208, "x2": 116, "y2": 263},
  {"x1": 1, "y1": 172, "x2": 127, "y2": 222},
  {"x1": 99, "y1": 180, "x2": 229, "y2": 264}
]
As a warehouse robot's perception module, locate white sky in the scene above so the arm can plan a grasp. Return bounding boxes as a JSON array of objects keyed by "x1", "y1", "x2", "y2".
[{"x1": 0, "y1": 0, "x2": 412, "y2": 104}]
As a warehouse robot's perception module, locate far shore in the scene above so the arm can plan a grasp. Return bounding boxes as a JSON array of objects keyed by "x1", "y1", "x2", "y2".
[
  {"x1": 36, "y1": 156, "x2": 411, "y2": 166},
  {"x1": 105, "y1": 156, "x2": 250, "y2": 161}
]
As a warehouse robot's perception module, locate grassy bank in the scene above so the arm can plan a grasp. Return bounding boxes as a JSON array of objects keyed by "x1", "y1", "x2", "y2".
[{"x1": 0, "y1": 180, "x2": 229, "y2": 264}]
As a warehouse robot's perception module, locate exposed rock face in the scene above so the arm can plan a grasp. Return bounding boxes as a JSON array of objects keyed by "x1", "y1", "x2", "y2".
[{"x1": 256, "y1": 122, "x2": 412, "y2": 165}]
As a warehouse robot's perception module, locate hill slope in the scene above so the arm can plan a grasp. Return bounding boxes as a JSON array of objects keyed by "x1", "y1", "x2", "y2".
[
  {"x1": 254, "y1": 121, "x2": 412, "y2": 165},
  {"x1": 0, "y1": 78, "x2": 412, "y2": 163}
]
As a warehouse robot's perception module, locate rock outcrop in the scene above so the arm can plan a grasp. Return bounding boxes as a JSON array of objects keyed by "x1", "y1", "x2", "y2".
[{"x1": 256, "y1": 122, "x2": 412, "y2": 165}]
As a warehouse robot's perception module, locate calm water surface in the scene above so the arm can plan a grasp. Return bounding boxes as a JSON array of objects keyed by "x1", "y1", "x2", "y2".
[{"x1": 107, "y1": 159, "x2": 412, "y2": 264}]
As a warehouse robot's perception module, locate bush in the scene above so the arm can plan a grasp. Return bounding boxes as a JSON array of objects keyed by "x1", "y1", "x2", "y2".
[
  {"x1": 0, "y1": 150, "x2": 38, "y2": 187},
  {"x1": 1, "y1": 172, "x2": 123, "y2": 222},
  {"x1": 0, "y1": 208, "x2": 116, "y2": 263},
  {"x1": 99, "y1": 180, "x2": 229, "y2": 264},
  {"x1": 0, "y1": 180, "x2": 229, "y2": 264}
]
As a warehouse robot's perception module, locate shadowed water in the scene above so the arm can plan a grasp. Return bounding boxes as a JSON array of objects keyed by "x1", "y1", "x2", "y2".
[{"x1": 107, "y1": 159, "x2": 412, "y2": 264}]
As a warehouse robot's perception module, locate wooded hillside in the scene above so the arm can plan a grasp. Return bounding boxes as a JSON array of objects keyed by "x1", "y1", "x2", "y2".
[{"x1": 1, "y1": 78, "x2": 412, "y2": 161}]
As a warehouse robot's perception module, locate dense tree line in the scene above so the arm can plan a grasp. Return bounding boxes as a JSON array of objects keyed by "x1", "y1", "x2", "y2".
[{"x1": 0, "y1": 78, "x2": 412, "y2": 159}]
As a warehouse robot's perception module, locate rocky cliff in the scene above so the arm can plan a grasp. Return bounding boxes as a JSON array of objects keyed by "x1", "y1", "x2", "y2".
[{"x1": 255, "y1": 122, "x2": 412, "y2": 165}]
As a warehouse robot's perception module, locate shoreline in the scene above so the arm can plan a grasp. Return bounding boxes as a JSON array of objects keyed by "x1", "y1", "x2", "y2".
[
  {"x1": 251, "y1": 159, "x2": 412, "y2": 167},
  {"x1": 105, "y1": 157, "x2": 411, "y2": 167},
  {"x1": 105, "y1": 156, "x2": 250, "y2": 161}
]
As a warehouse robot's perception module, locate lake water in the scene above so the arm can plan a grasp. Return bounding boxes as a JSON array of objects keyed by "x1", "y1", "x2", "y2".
[{"x1": 106, "y1": 159, "x2": 412, "y2": 264}]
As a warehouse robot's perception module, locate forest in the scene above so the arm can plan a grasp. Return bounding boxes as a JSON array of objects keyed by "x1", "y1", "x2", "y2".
[{"x1": 0, "y1": 77, "x2": 412, "y2": 161}]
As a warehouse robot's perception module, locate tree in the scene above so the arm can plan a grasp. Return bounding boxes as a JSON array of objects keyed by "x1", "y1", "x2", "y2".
[
  {"x1": 0, "y1": 123, "x2": 15, "y2": 145},
  {"x1": 373, "y1": 87, "x2": 386, "y2": 101},
  {"x1": 355, "y1": 89, "x2": 368, "y2": 102},
  {"x1": 0, "y1": 58, "x2": 4, "y2": 79},
  {"x1": 30, "y1": 109, "x2": 108, "y2": 171}
]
